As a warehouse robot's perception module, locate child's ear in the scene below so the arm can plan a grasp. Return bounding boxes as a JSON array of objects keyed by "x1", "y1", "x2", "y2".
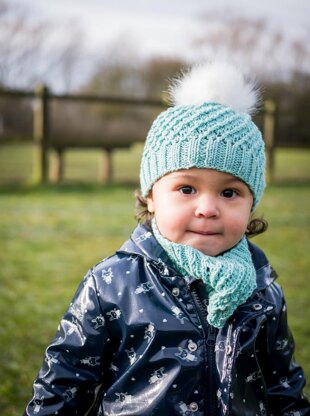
[{"x1": 146, "y1": 191, "x2": 155, "y2": 214}]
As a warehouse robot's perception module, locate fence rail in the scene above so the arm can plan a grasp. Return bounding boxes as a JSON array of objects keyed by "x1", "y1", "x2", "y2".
[{"x1": 0, "y1": 85, "x2": 278, "y2": 183}]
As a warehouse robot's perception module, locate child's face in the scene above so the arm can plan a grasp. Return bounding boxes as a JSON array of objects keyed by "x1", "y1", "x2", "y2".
[{"x1": 147, "y1": 168, "x2": 253, "y2": 256}]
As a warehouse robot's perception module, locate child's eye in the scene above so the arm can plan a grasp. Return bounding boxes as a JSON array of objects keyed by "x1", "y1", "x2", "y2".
[
  {"x1": 179, "y1": 186, "x2": 196, "y2": 195},
  {"x1": 221, "y1": 189, "x2": 237, "y2": 198}
]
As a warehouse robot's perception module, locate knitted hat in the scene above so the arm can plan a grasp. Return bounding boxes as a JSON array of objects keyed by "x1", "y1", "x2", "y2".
[{"x1": 140, "y1": 61, "x2": 266, "y2": 210}]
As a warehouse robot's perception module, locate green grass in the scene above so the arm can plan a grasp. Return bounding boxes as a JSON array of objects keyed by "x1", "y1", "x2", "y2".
[
  {"x1": 254, "y1": 184, "x2": 310, "y2": 378},
  {"x1": 0, "y1": 144, "x2": 309, "y2": 415}
]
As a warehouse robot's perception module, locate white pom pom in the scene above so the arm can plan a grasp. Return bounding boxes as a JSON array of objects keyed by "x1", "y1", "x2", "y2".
[{"x1": 169, "y1": 61, "x2": 261, "y2": 115}]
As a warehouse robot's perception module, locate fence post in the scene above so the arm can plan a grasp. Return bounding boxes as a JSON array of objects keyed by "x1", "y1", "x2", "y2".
[
  {"x1": 100, "y1": 149, "x2": 113, "y2": 183},
  {"x1": 51, "y1": 148, "x2": 64, "y2": 182},
  {"x1": 33, "y1": 84, "x2": 49, "y2": 183},
  {"x1": 263, "y1": 99, "x2": 276, "y2": 184}
]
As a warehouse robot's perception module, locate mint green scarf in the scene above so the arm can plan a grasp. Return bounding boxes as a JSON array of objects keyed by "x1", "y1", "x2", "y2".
[{"x1": 152, "y1": 219, "x2": 257, "y2": 328}]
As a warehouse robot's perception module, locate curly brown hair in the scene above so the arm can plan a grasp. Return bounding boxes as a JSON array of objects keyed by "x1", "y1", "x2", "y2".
[{"x1": 134, "y1": 190, "x2": 268, "y2": 238}]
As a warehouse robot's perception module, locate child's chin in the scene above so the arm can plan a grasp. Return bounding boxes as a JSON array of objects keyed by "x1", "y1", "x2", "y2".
[
  {"x1": 185, "y1": 236, "x2": 224, "y2": 257},
  {"x1": 190, "y1": 243, "x2": 222, "y2": 257}
]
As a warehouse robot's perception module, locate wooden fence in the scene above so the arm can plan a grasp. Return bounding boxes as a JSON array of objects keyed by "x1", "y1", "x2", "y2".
[{"x1": 0, "y1": 85, "x2": 277, "y2": 183}]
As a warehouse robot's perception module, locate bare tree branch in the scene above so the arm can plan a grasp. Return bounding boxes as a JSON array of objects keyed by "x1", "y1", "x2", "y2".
[
  {"x1": 0, "y1": 0, "x2": 84, "y2": 91},
  {"x1": 192, "y1": 10, "x2": 310, "y2": 81}
]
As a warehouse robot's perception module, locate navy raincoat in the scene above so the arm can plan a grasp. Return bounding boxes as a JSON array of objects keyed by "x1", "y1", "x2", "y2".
[{"x1": 25, "y1": 223, "x2": 310, "y2": 415}]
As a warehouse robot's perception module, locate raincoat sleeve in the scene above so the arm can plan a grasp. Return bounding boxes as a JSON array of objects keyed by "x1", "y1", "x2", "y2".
[
  {"x1": 266, "y1": 283, "x2": 310, "y2": 415},
  {"x1": 24, "y1": 269, "x2": 114, "y2": 416}
]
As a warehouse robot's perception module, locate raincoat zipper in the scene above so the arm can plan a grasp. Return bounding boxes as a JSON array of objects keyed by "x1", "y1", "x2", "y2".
[{"x1": 190, "y1": 283, "x2": 217, "y2": 415}]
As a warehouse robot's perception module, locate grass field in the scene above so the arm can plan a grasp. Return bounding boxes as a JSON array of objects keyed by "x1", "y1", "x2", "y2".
[{"x1": 0, "y1": 144, "x2": 309, "y2": 415}]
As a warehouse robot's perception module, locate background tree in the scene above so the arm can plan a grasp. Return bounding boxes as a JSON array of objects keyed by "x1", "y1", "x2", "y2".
[
  {"x1": 0, "y1": 0, "x2": 84, "y2": 90},
  {"x1": 50, "y1": 56, "x2": 184, "y2": 146},
  {"x1": 0, "y1": 0, "x2": 85, "y2": 141},
  {"x1": 192, "y1": 11, "x2": 310, "y2": 82}
]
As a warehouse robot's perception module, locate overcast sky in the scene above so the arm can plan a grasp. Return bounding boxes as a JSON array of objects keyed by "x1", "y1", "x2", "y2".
[
  {"x1": 19, "y1": 0, "x2": 310, "y2": 54},
  {"x1": 12, "y1": 0, "x2": 310, "y2": 90}
]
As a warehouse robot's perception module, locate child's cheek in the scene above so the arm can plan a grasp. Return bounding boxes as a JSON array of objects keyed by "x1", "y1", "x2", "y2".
[{"x1": 160, "y1": 212, "x2": 187, "y2": 243}]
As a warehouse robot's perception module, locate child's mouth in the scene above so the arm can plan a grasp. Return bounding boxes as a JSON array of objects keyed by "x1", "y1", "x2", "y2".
[{"x1": 190, "y1": 230, "x2": 220, "y2": 236}]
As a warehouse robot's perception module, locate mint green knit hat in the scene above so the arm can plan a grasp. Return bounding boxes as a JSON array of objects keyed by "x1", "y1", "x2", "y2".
[{"x1": 140, "y1": 62, "x2": 266, "y2": 210}]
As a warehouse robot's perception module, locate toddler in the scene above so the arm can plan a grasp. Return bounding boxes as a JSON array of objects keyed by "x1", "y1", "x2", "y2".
[{"x1": 25, "y1": 62, "x2": 310, "y2": 415}]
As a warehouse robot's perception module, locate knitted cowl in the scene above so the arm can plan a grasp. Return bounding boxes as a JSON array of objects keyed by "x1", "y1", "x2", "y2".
[{"x1": 152, "y1": 219, "x2": 257, "y2": 328}]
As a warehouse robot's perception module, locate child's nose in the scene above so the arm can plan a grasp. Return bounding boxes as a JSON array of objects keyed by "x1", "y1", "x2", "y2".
[{"x1": 195, "y1": 195, "x2": 219, "y2": 218}]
